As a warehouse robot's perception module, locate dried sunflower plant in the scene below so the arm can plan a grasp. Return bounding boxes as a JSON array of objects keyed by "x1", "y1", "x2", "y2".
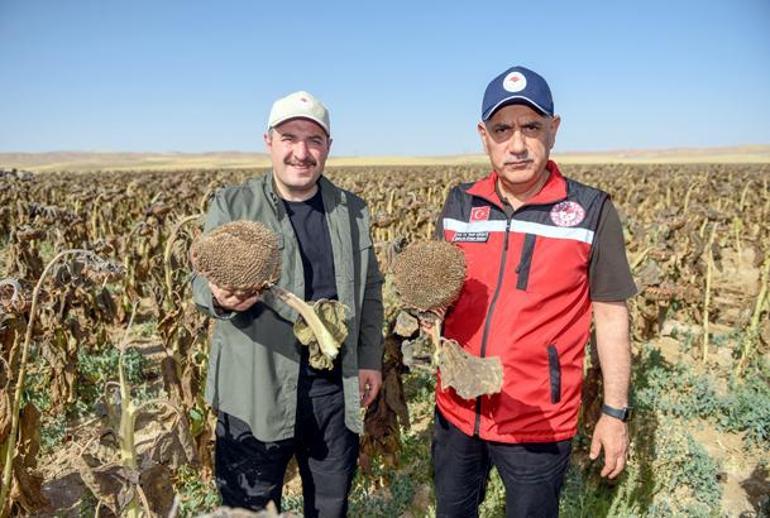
[
  {"x1": 74, "y1": 301, "x2": 188, "y2": 518},
  {"x1": 190, "y1": 220, "x2": 349, "y2": 369},
  {"x1": 0, "y1": 249, "x2": 124, "y2": 516},
  {"x1": 391, "y1": 240, "x2": 503, "y2": 400}
]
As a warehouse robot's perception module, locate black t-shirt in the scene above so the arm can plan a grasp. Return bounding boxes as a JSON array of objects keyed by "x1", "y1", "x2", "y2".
[
  {"x1": 588, "y1": 198, "x2": 638, "y2": 301},
  {"x1": 282, "y1": 188, "x2": 343, "y2": 397}
]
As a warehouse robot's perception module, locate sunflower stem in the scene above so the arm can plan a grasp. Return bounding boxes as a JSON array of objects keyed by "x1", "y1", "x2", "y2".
[{"x1": 270, "y1": 286, "x2": 340, "y2": 360}]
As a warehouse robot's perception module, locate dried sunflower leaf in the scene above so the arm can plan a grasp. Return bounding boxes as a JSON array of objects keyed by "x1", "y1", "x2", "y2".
[
  {"x1": 19, "y1": 403, "x2": 41, "y2": 464},
  {"x1": 401, "y1": 334, "x2": 433, "y2": 370},
  {"x1": 294, "y1": 299, "x2": 348, "y2": 370},
  {"x1": 10, "y1": 464, "x2": 48, "y2": 514},
  {"x1": 636, "y1": 260, "x2": 663, "y2": 287},
  {"x1": 307, "y1": 342, "x2": 334, "y2": 370},
  {"x1": 294, "y1": 317, "x2": 315, "y2": 346},
  {"x1": 383, "y1": 370, "x2": 409, "y2": 428},
  {"x1": 74, "y1": 456, "x2": 127, "y2": 515},
  {"x1": 393, "y1": 310, "x2": 419, "y2": 337},
  {"x1": 438, "y1": 339, "x2": 503, "y2": 399},
  {"x1": 140, "y1": 463, "x2": 175, "y2": 516},
  {"x1": 0, "y1": 389, "x2": 11, "y2": 445}
]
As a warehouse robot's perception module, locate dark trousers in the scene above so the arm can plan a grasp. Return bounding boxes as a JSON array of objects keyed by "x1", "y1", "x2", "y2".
[
  {"x1": 215, "y1": 390, "x2": 358, "y2": 517},
  {"x1": 432, "y1": 408, "x2": 571, "y2": 518}
]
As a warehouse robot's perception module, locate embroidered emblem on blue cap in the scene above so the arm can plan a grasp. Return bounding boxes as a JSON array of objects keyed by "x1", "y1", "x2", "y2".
[
  {"x1": 482, "y1": 66, "x2": 555, "y2": 120},
  {"x1": 503, "y1": 71, "x2": 527, "y2": 93}
]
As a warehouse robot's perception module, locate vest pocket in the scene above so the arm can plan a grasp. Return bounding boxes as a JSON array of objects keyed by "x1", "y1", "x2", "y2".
[
  {"x1": 516, "y1": 234, "x2": 536, "y2": 290},
  {"x1": 547, "y1": 344, "x2": 561, "y2": 404}
]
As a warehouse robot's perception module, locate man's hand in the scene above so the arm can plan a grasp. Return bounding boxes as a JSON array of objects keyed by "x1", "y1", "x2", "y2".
[
  {"x1": 589, "y1": 414, "x2": 629, "y2": 479},
  {"x1": 358, "y1": 369, "x2": 382, "y2": 408},
  {"x1": 209, "y1": 281, "x2": 260, "y2": 312},
  {"x1": 418, "y1": 307, "x2": 447, "y2": 335}
]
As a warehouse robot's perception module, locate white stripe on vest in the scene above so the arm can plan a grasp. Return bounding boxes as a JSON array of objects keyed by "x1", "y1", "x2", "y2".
[{"x1": 443, "y1": 218, "x2": 595, "y2": 244}]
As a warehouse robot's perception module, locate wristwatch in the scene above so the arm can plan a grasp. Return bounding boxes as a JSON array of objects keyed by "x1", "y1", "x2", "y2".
[{"x1": 601, "y1": 403, "x2": 632, "y2": 422}]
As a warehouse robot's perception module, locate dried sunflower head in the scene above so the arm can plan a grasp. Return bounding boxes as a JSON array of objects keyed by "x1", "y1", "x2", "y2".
[
  {"x1": 190, "y1": 220, "x2": 281, "y2": 294},
  {"x1": 392, "y1": 240, "x2": 466, "y2": 312}
]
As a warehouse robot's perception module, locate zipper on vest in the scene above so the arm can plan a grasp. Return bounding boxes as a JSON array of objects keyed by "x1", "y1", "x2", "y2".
[{"x1": 473, "y1": 215, "x2": 512, "y2": 436}]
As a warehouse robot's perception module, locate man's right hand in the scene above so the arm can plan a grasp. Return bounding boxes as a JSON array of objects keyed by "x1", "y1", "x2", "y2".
[
  {"x1": 418, "y1": 307, "x2": 447, "y2": 334},
  {"x1": 209, "y1": 281, "x2": 260, "y2": 312}
]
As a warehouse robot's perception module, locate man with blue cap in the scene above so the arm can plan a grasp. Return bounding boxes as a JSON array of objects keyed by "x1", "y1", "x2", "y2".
[{"x1": 431, "y1": 66, "x2": 637, "y2": 517}]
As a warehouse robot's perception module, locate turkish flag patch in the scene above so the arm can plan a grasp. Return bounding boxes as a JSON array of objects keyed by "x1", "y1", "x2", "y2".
[{"x1": 470, "y1": 206, "x2": 491, "y2": 222}]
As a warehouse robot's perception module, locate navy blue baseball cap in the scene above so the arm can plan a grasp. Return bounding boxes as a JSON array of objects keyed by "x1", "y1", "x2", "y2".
[{"x1": 481, "y1": 66, "x2": 554, "y2": 120}]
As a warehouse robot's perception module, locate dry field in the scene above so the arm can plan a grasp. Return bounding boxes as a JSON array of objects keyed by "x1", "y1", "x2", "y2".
[
  {"x1": 0, "y1": 163, "x2": 768, "y2": 517},
  {"x1": 2, "y1": 145, "x2": 769, "y2": 172}
]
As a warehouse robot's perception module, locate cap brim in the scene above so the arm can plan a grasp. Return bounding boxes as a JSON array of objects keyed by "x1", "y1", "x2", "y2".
[
  {"x1": 482, "y1": 96, "x2": 551, "y2": 120},
  {"x1": 268, "y1": 115, "x2": 330, "y2": 136}
]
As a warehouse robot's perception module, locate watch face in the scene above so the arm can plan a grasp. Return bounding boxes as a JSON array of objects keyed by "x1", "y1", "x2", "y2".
[{"x1": 618, "y1": 407, "x2": 632, "y2": 422}]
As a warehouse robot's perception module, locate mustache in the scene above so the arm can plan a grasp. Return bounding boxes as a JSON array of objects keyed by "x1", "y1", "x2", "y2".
[{"x1": 285, "y1": 157, "x2": 317, "y2": 167}]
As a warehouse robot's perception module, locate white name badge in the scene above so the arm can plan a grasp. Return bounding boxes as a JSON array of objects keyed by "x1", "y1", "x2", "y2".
[{"x1": 453, "y1": 232, "x2": 489, "y2": 243}]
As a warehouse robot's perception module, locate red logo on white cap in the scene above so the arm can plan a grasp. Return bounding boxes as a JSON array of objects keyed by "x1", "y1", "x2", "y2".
[
  {"x1": 503, "y1": 71, "x2": 527, "y2": 93},
  {"x1": 470, "y1": 206, "x2": 491, "y2": 222},
  {"x1": 550, "y1": 201, "x2": 585, "y2": 227}
]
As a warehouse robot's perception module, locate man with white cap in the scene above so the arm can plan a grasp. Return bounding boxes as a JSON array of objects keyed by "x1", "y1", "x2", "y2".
[
  {"x1": 431, "y1": 66, "x2": 636, "y2": 517},
  {"x1": 192, "y1": 91, "x2": 384, "y2": 516}
]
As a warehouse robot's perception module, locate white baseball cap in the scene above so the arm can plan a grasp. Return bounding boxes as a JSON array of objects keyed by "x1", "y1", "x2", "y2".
[{"x1": 267, "y1": 90, "x2": 330, "y2": 136}]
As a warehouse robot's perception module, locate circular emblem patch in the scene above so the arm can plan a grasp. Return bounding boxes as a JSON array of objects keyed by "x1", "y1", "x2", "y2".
[
  {"x1": 550, "y1": 201, "x2": 586, "y2": 227},
  {"x1": 502, "y1": 71, "x2": 527, "y2": 93}
]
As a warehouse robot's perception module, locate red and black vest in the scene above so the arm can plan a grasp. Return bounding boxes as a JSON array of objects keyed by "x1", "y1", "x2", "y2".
[{"x1": 437, "y1": 161, "x2": 607, "y2": 443}]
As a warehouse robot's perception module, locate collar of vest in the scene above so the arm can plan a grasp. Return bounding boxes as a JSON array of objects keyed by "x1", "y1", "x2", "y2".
[{"x1": 466, "y1": 160, "x2": 568, "y2": 209}]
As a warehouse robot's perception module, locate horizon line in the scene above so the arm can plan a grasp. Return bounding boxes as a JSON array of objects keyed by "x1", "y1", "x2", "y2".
[{"x1": 1, "y1": 143, "x2": 770, "y2": 157}]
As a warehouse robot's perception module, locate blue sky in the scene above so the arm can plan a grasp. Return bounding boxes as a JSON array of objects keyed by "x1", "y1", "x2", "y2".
[{"x1": 1, "y1": 0, "x2": 769, "y2": 156}]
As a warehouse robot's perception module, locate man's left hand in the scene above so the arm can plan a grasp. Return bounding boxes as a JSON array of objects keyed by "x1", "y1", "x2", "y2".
[
  {"x1": 358, "y1": 369, "x2": 382, "y2": 408},
  {"x1": 589, "y1": 415, "x2": 629, "y2": 479}
]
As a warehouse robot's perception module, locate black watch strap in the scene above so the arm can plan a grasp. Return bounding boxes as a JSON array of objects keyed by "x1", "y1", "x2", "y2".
[{"x1": 601, "y1": 403, "x2": 632, "y2": 422}]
